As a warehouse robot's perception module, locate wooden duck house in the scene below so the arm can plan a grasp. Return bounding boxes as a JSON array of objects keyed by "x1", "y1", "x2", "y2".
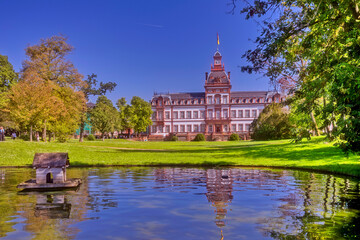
[{"x1": 17, "y1": 153, "x2": 81, "y2": 190}]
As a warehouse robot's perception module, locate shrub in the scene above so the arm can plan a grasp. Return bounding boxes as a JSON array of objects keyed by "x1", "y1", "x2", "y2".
[
  {"x1": 19, "y1": 134, "x2": 30, "y2": 141},
  {"x1": 170, "y1": 135, "x2": 178, "y2": 141},
  {"x1": 87, "y1": 134, "x2": 96, "y2": 141},
  {"x1": 56, "y1": 133, "x2": 69, "y2": 143},
  {"x1": 193, "y1": 133, "x2": 205, "y2": 141},
  {"x1": 251, "y1": 103, "x2": 292, "y2": 140},
  {"x1": 229, "y1": 133, "x2": 240, "y2": 141}
]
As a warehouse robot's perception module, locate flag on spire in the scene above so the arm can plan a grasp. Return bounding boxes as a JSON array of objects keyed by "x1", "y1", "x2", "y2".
[{"x1": 217, "y1": 33, "x2": 220, "y2": 45}]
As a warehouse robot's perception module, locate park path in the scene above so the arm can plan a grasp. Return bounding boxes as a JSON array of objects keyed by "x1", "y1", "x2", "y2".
[{"x1": 86, "y1": 145, "x2": 174, "y2": 152}]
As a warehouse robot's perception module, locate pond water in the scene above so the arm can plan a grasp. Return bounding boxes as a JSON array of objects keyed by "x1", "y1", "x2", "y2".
[{"x1": 0, "y1": 167, "x2": 359, "y2": 239}]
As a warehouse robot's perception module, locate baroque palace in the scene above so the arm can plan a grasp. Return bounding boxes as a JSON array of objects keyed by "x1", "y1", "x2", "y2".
[{"x1": 149, "y1": 49, "x2": 285, "y2": 141}]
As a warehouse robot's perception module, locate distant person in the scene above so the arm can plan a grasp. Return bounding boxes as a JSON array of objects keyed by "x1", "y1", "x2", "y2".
[
  {"x1": 0, "y1": 127, "x2": 4, "y2": 141},
  {"x1": 12, "y1": 132, "x2": 17, "y2": 140},
  {"x1": 36, "y1": 132, "x2": 40, "y2": 142}
]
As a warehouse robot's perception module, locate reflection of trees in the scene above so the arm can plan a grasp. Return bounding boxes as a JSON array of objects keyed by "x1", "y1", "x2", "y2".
[
  {"x1": 0, "y1": 169, "x2": 34, "y2": 238},
  {"x1": 260, "y1": 171, "x2": 360, "y2": 239},
  {"x1": 16, "y1": 168, "x2": 90, "y2": 239}
]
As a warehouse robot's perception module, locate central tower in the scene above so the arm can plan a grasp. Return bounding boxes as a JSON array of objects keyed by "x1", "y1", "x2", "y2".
[{"x1": 204, "y1": 50, "x2": 232, "y2": 134}]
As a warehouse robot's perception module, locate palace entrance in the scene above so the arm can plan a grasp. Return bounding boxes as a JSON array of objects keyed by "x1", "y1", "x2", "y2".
[{"x1": 215, "y1": 125, "x2": 222, "y2": 133}]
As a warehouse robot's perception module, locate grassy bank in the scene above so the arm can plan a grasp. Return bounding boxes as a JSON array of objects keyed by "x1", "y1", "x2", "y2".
[{"x1": 1, "y1": 137, "x2": 359, "y2": 177}]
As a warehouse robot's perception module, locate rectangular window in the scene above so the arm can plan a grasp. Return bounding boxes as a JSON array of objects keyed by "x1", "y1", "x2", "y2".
[
  {"x1": 174, "y1": 125, "x2": 178, "y2": 133},
  {"x1": 186, "y1": 111, "x2": 191, "y2": 119},
  {"x1": 207, "y1": 96, "x2": 212, "y2": 104},
  {"x1": 208, "y1": 110, "x2": 213, "y2": 119},
  {"x1": 158, "y1": 126, "x2": 163, "y2": 133},
  {"x1": 245, "y1": 110, "x2": 250, "y2": 118},
  {"x1": 165, "y1": 125, "x2": 170, "y2": 133},
  {"x1": 180, "y1": 125, "x2": 185, "y2": 132},
  {"x1": 223, "y1": 125, "x2": 228, "y2": 132},
  {"x1": 180, "y1": 111, "x2": 185, "y2": 119},
  {"x1": 223, "y1": 96, "x2": 228, "y2": 104},
  {"x1": 208, "y1": 125, "x2": 213, "y2": 132},
  {"x1": 216, "y1": 111, "x2": 220, "y2": 119},
  {"x1": 194, "y1": 125, "x2": 199, "y2": 132},
  {"x1": 187, "y1": 125, "x2": 192, "y2": 132},
  {"x1": 200, "y1": 124, "x2": 206, "y2": 132},
  {"x1": 152, "y1": 126, "x2": 157, "y2": 133},
  {"x1": 152, "y1": 112, "x2": 156, "y2": 120},
  {"x1": 252, "y1": 110, "x2": 257, "y2": 118},
  {"x1": 215, "y1": 97, "x2": 220, "y2": 104},
  {"x1": 245, "y1": 124, "x2": 251, "y2": 132},
  {"x1": 200, "y1": 111, "x2": 205, "y2": 119},
  {"x1": 158, "y1": 111, "x2": 163, "y2": 120},
  {"x1": 223, "y1": 109, "x2": 228, "y2": 118},
  {"x1": 238, "y1": 110, "x2": 243, "y2": 118},
  {"x1": 193, "y1": 111, "x2": 198, "y2": 119},
  {"x1": 165, "y1": 111, "x2": 170, "y2": 119},
  {"x1": 231, "y1": 124, "x2": 236, "y2": 132},
  {"x1": 231, "y1": 110, "x2": 236, "y2": 118},
  {"x1": 173, "y1": 111, "x2": 178, "y2": 119},
  {"x1": 238, "y1": 124, "x2": 244, "y2": 132}
]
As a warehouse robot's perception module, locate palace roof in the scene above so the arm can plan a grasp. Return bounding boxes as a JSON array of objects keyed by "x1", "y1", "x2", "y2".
[{"x1": 207, "y1": 71, "x2": 229, "y2": 84}]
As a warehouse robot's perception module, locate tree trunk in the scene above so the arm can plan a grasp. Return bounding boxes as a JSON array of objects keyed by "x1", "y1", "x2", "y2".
[
  {"x1": 79, "y1": 116, "x2": 85, "y2": 142},
  {"x1": 53, "y1": 132, "x2": 55, "y2": 141},
  {"x1": 310, "y1": 111, "x2": 320, "y2": 136},
  {"x1": 48, "y1": 132, "x2": 51, "y2": 142},
  {"x1": 42, "y1": 120, "x2": 47, "y2": 142},
  {"x1": 30, "y1": 125, "x2": 33, "y2": 142}
]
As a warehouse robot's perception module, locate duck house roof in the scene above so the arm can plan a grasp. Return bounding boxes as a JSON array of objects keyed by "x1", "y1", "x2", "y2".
[{"x1": 33, "y1": 153, "x2": 69, "y2": 168}]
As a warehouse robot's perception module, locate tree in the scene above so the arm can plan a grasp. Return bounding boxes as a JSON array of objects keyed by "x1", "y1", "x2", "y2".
[
  {"x1": 251, "y1": 103, "x2": 292, "y2": 140},
  {"x1": 91, "y1": 95, "x2": 118, "y2": 141},
  {"x1": 233, "y1": 0, "x2": 360, "y2": 154},
  {"x1": 0, "y1": 54, "x2": 17, "y2": 94},
  {"x1": 116, "y1": 97, "x2": 134, "y2": 137},
  {"x1": 79, "y1": 73, "x2": 117, "y2": 142},
  {"x1": 0, "y1": 54, "x2": 17, "y2": 123},
  {"x1": 130, "y1": 96, "x2": 153, "y2": 136},
  {"x1": 18, "y1": 35, "x2": 86, "y2": 141}
]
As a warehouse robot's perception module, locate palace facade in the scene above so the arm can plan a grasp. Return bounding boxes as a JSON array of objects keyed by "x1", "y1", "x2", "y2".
[{"x1": 149, "y1": 50, "x2": 285, "y2": 141}]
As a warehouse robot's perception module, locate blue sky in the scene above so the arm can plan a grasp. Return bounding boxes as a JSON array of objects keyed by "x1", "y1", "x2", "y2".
[{"x1": 0, "y1": 0, "x2": 270, "y2": 104}]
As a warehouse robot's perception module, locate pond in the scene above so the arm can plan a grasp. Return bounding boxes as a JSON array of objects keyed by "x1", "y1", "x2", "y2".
[{"x1": 0, "y1": 167, "x2": 359, "y2": 239}]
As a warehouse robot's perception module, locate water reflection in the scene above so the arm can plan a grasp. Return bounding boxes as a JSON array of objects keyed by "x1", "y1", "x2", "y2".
[{"x1": 0, "y1": 167, "x2": 359, "y2": 239}]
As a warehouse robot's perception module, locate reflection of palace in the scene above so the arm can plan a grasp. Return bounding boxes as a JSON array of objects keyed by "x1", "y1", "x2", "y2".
[
  {"x1": 154, "y1": 168, "x2": 234, "y2": 228},
  {"x1": 206, "y1": 169, "x2": 233, "y2": 228}
]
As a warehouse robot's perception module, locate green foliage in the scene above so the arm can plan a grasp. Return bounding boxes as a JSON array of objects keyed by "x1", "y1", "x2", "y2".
[
  {"x1": 229, "y1": 133, "x2": 240, "y2": 141},
  {"x1": 0, "y1": 54, "x2": 17, "y2": 94},
  {"x1": 193, "y1": 133, "x2": 205, "y2": 141},
  {"x1": 56, "y1": 133, "x2": 68, "y2": 143},
  {"x1": 238, "y1": 0, "x2": 360, "y2": 154},
  {"x1": 19, "y1": 134, "x2": 30, "y2": 141},
  {"x1": 90, "y1": 95, "x2": 118, "y2": 140},
  {"x1": 169, "y1": 135, "x2": 178, "y2": 141},
  {"x1": 251, "y1": 103, "x2": 292, "y2": 140},
  {"x1": 130, "y1": 96, "x2": 153, "y2": 135},
  {"x1": 0, "y1": 54, "x2": 17, "y2": 122},
  {"x1": 87, "y1": 134, "x2": 95, "y2": 141}
]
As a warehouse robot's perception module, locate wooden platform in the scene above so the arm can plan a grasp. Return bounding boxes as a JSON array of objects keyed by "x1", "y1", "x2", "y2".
[{"x1": 17, "y1": 178, "x2": 82, "y2": 190}]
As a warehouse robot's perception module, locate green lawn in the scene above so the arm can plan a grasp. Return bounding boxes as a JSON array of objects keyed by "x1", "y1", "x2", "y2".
[{"x1": 1, "y1": 137, "x2": 360, "y2": 177}]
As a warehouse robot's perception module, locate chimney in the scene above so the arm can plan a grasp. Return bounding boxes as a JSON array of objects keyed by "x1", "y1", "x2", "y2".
[
  {"x1": 205, "y1": 72, "x2": 208, "y2": 81},
  {"x1": 228, "y1": 72, "x2": 231, "y2": 79}
]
